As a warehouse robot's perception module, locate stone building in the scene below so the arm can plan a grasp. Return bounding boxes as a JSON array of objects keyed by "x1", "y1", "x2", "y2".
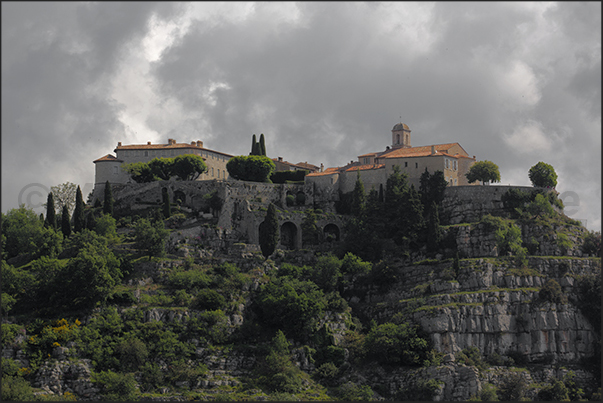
[
  {"x1": 93, "y1": 139, "x2": 233, "y2": 185},
  {"x1": 306, "y1": 122, "x2": 477, "y2": 193},
  {"x1": 272, "y1": 157, "x2": 320, "y2": 173}
]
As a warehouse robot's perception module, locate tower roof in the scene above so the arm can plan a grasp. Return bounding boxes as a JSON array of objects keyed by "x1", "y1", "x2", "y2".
[{"x1": 392, "y1": 123, "x2": 410, "y2": 131}]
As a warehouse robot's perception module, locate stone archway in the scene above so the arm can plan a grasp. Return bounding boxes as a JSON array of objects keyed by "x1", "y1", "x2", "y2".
[
  {"x1": 323, "y1": 223, "x2": 340, "y2": 242},
  {"x1": 280, "y1": 221, "x2": 298, "y2": 250}
]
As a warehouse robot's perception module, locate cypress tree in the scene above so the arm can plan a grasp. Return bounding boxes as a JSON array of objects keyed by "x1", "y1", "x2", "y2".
[
  {"x1": 61, "y1": 205, "x2": 71, "y2": 238},
  {"x1": 73, "y1": 186, "x2": 85, "y2": 232},
  {"x1": 259, "y1": 133, "x2": 266, "y2": 156},
  {"x1": 427, "y1": 202, "x2": 441, "y2": 253},
  {"x1": 259, "y1": 203, "x2": 279, "y2": 259},
  {"x1": 351, "y1": 170, "x2": 366, "y2": 217},
  {"x1": 45, "y1": 192, "x2": 56, "y2": 229},
  {"x1": 103, "y1": 180, "x2": 114, "y2": 216},
  {"x1": 39, "y1": 213, "x2": 45, "y2": 224},
  {"x1": 250, "y1": 134, "x2": 258, "y2": 155},
  {"x1": 162, "y1": 188, "x2": 171, "y2": 218}
]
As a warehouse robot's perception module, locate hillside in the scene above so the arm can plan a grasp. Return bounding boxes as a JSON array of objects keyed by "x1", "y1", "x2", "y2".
[{"x1": 1, "y1": 180, "x2": 601, "y2": 401}]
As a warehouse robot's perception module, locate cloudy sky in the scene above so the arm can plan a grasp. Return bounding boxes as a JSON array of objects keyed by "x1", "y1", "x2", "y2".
[{"x1": 2, "y1": 2, "x2": 601, "y2": 230}]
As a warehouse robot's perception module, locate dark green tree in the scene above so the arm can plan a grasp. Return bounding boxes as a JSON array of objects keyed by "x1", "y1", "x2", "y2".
[
  {"x1": 134, "y1": 218, "x2": 168, "y2": 260},
  {"x1": 122, "y1": 161, "x2": 156, "y2": 183},
  {"x1": 171, "y1": 154, "x2": 207, "y2": 180},
  {"x1": 426, "y1": 202, "x2": 441, "y2": 253},
  {"x1": 365, "y1": 322, "x2": 430, "y2": 365},
  {"x1": 259, "y1": 203, "x2": 279, "y2": 259},
  {"x1": 2, "y1": 206, "x2": 62, "y2": 260},
  {"x1": 103, "y1": 181, "x2": 113, "y2": 216},
  {"x1": 250, "y1": 134, "x2": 259, "y2": 155},
  {"x1": 301, "y1": 209, "x2": 321, "y2": 246},
  {"x1": 61, "y1": 205, "x2": 71, "y2": 238},
  {"x1": 466, "y1": 160, "x2": 501, "y2": 185},
  {"x1": 419, "y1": 168, "x2": 448, "y2": 215},
  {"x1": 45, "y1": 192, "x2": 56, "y2": 229},
  {"x1": 50, "y1": 182, "x2": 78, "y2": 216},
  {"x1": 351, "y1": 170, "x2": 366, "y2": 217},
  {"x1": 148, "y1": 157, "x2": 174, "y2": 180},
  {"x1": 259, "y1": 133, "x2": 266, "y2": 156},
  {"x1": 73, "y1": 186, "x2": 85, "y2": 232},
  {"x1": 529, "y1": 161, "x2": 558, "y2": 188},
  {"x1": 162, "y1": 188, "x2": 171, "y2": 218},
  {"x1": 226, "y1": 155, "x2": 275, "y2": 182}
]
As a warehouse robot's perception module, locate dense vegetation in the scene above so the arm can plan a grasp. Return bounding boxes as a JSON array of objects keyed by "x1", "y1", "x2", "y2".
[
  {"x1": 1, "y1": 170, "x2": 601, "y2": 401},
  {"x1": 122, "y1": 154, "x2": 207, "y2": 183}
]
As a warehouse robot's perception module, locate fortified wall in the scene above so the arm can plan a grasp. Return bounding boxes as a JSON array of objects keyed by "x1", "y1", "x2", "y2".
[{"x1": 93, "y1": 181, "x2": 567, "y2": 251}]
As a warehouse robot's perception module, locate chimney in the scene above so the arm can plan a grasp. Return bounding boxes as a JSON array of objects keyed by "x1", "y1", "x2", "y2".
[
  {"x1": 431, "y1": 145, "x2": 436, "y2": 155},
  {"x1": 168, "y1": 138, "x2": 175, "y2": 145},
  {"x1": 320, "y1": 163, "x2": 324, "y2": 172},
  {"x1": 118, "y1": 142, "x2": 122, "y2": 146},
  {"x1": 147, "y1": 141, "x2": 151, "y2": 145},
  {"x1": 191, "y1": 141, "x2": 196, "y2": 145},
  {"x1": 278, "y1": 157, "x2": 283, "y2": 162},
  {"x1": 196, "y1": 141, "x2": 203, "y2": 148}
]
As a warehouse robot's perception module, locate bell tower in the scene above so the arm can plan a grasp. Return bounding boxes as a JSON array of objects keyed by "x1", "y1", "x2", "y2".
[{"x1": 392, "y1": 122, "x2": 411, "y2": 149}]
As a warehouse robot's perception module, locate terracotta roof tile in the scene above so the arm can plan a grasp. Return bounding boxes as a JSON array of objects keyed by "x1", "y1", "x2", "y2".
[
  {"x1": 306, "y1": 167, "x2": 340, "y2": 177},
  {"x1": 93, "y1": 154, "x2": 123, "y2": 163},
  {"x1": 381, "y1": 143, "x2": 465, "y2": 159},
  {"x1": 345, "y1": 164, "x2": 385, "y2": 172}
]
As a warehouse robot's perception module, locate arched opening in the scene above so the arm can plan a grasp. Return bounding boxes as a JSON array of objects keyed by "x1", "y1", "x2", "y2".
[
  {"x1": 396, "y1": 134, "x2": 400, "y2": 144},
  {"x1": 280, "y1": 222, "x2": 298, "y2": 250},
  {"x1": 323, "y1": 223, "x2": 340, "y2": 242},
  {"x1": 286, "y1": 190, "x2": 295, "y2": 206}
]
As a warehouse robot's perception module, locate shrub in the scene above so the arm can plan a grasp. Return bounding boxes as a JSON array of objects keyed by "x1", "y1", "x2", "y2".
[
  {"x1": 479, "y1": 383, "x2": 498, "y2": 401},
  {"x1": 167, "y1": 269, "x2": 211, "y2": 291},
  {"x1": 338, "y1": 382, "x2": 374, "y2": 401},
  {"x1": 116, "y1": 337, "x2": 148, "y2": 372},
  {"x1": 226, "y1": 155, "x2": 275, "y2": 182},
  {"x1": 539, "y1": 279, "x2": 567, "y2": 304},
  {"x1": 581, "y1": 231, "x2": 601, "y2": 256},
  {"x1": 397, "y1": 378, "x2": 442, "y2": 401},
  {"x1": 455, "y1": 346, "x2": 488, "y2": 370},
  {"x1": 497, "y1": 372, "x2": 528, "y2": 401},
  {"x1": 365, "y1": 322, "x2": 430, "y2": 366},
  {"x1": 193, "y1": 289, "x2": 226, "y2": 311},
  {"x1": 92, "y1": 370, "x2": 138, "y2": 401}
]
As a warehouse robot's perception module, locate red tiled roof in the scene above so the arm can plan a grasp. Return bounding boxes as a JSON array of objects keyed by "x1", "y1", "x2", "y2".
[
  {"x1": 93, "y1": 154, "x2": 123, "y2": 163},
  {"x1": 344, "y1": 164, "x2": 385, "y2": 172},
  {"x1": 306, "y1": 167, "x2": 340, "y2": 177},
  {"x1": 381, "y1": 143, "x2": 466, "y2": 159},
  {"x1": 358, "y1": 152, "x2": 378, "y2": 158}
]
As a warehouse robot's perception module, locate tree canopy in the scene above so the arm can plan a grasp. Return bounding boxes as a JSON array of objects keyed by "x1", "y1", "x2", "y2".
[
  {"x1": 226, "y1": 155, "x2": 275, "y2": 182},
  {"x1": 528, "y1": 161, "x2": 558, "y2": 188},
  {"x1": 123, "y1": 155, "x2": 207, "y2": 183},
  {"x1": 465, "y1": 160, "x2": 501, "y2": 185},
  {"x1": 259, "y1": 203, "x2": 279, "y2": 259}
]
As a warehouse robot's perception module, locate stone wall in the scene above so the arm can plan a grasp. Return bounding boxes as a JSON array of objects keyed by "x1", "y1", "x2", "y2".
[
  {"x1": 357, "y1": 257, "x2": 600, "y2": 364},
  {"x1": 441, "y1": 185, "x2": 542, "y2": 225}
]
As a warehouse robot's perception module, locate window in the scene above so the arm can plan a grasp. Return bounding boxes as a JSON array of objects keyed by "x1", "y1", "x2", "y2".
[
  {"x1": 217, "y1": 169, "x2": 220, "y2": 178},
  {"x1": 446, "y1": 159, "x2": 450, "y2": 169},
  {"x1": 396, "y1": 134, "x2": 400, "y2": 144},
  {"x1": 415, "y1": 162, "x2": 418, "y2": 168},
  {"x1": 404, "y1": 161, "x2": 408, "y2": 168},
  {"x1": 453, "y1": 160, "x2": 457, "y2": 170},
  {"x1": 113, "y1": 166, "x2": 118, "y2": 175},
  {"x1": 211, "y1": 167, "x2": 214, "y2": 177},
  {"x1": 144, "y1": 151, "x2": 148, "y2": 157}
]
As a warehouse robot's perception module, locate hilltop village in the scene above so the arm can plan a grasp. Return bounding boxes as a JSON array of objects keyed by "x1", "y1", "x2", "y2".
[
  {"x1": 2, "y1": 121, "x2": 600, "y2": 401},
  {"x1": 94, "y1": 122, "x2": 477, "y2": 192}
]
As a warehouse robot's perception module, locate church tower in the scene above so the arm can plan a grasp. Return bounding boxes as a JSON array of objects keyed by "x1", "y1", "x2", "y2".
[{"x1": 391, "y1": 122, "x2": 411, "y2": 149}]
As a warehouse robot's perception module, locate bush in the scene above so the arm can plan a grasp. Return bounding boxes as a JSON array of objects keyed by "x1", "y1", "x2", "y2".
[
  {"x1": 397, "y1": 378, "x2": 442, "y2": 401},
  {"x1": 338, "y1": 382, "x2": 374, "y2": 401},
  {"x1": 226, "y1": 155, "x2": 275, "y2": 182},
  {"x1": 455, "y1": 346, "x2": 488, "y2": 370},
  {"x1": 497, "y1": 372, "x2": 528, "y2": 401},
  {"x1": 193, "y1": 289, "x2": 226, "y2": 311},
  {"x1": 92, "y1": 370, "x2": 138, "y2": 401},
  {"x1": 539, "y1": 279, "x2": 567, "y2": 304},
  {"x1": 582, "y1": 231, "x2": 601, "y2": 256},
  {"x1": 365, "y1": 322, "x2": 430, "y2": 366},
  {"x1": 271, "y1": 170, "x2": 308, "y2": 184},
  {"x1": 167, "y1": 269, "x2": 212, "y2": 291}
]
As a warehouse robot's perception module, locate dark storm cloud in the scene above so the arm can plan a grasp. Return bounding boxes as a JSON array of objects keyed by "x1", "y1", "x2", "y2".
[{"x1": 2, "y1": 2, "x2": 178, "y2": 210}]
